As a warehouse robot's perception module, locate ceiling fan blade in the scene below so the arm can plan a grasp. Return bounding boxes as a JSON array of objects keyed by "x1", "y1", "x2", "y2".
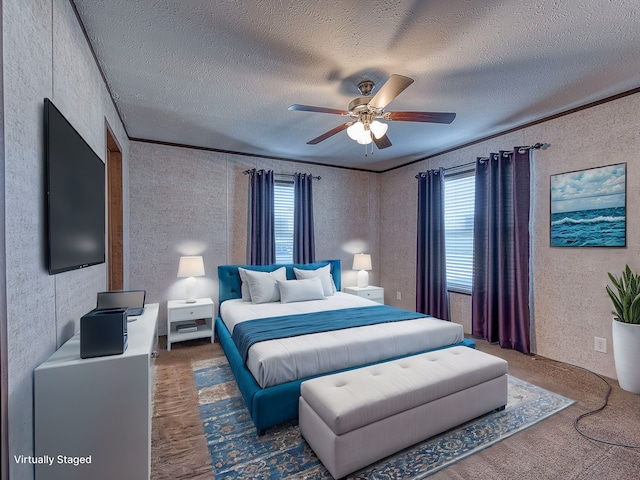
[
  {"x1": 387, "y1": 111, "x2": 456, "y2": 124},
  {"x1": 288, "y1": 104, "x2": 348, "y2": 115},
  {"x1": 306, "y1": 123, "x2": 351, "y2": 144},
  {"x1": 373, "y1": 133, "x2": 392, "y2": 150},
  {"x1": 369, "y1": 74, "x2": 414, "y2": 110}
]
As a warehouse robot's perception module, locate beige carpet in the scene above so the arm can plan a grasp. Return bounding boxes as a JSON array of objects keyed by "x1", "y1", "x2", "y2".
[{"x1": 151, "y1": 337, "x2": 640, "y2": 479}]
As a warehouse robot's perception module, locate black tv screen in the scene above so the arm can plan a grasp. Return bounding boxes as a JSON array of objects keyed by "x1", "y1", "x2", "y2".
[{"x1": 45, "y1": 98, "x2": 105, "y2": 275}]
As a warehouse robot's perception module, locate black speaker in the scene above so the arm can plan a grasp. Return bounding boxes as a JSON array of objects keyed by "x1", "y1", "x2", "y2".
[{"x1": 80, "y1": 307, "x2": 128, "y2": 359}]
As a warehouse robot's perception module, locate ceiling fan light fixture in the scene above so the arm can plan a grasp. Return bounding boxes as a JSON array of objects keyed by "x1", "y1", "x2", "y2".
[
  {"x1": 290, "y1": 74, "x2": 455, "y2": 151},
  {"x1": 370, "y1": 120, "x2": 388, "y2": 139},
  {"x1": 347, "y1": 121, "x2": 365, "y2": 140}
]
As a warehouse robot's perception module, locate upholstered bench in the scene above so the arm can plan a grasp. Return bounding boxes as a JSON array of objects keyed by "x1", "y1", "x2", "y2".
[{"x1": 299, "y1": 346, "x2": 508, "y2": 479}]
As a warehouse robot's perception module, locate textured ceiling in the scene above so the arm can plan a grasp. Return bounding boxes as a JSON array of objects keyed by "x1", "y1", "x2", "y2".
[{"x1": 73, "y1": 0, "x2": 640, "y2": 172}]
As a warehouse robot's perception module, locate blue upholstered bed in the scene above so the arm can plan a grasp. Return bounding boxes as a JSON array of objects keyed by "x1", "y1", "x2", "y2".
[{"x1": 215, "y1": 259, "x2": 475, "y2": 433}]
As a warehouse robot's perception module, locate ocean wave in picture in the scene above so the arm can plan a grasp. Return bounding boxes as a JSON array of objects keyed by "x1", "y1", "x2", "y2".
[
  {"x1": 550, "y1": 206, "x2": 625, "y2": 247},
  {"x1": 551, "y1": 215, "x2": 625, "y2": 226}
]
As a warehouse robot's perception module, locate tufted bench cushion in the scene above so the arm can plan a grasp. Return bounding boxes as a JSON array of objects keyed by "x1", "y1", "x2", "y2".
[{"x1": 299, "y1": 346, "x2": 508, "y2": 479}]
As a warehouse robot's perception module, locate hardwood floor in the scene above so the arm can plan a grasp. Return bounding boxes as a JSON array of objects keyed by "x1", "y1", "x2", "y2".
[
  {"x1": 151, "y1": 336, "x2": 640, "y2": 479},
  {"x1": 151, "y1": 336, "x2": 220, "y2": 480}
]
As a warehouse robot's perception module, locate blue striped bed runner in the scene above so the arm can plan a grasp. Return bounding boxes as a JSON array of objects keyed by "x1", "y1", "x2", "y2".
[{"x1": 231, "y1": 305, "x2": 429, "y2": 362}]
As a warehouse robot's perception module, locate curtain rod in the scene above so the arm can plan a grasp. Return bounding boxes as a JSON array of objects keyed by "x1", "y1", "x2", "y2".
[
  {"x1": 415, "y1": 142, "x2": 549, "y2": 178},
  {"x1": 242, "y1": 169, "x2": 321, "y2": 180}
]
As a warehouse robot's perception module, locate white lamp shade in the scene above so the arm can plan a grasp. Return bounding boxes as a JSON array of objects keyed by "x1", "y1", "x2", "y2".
[
  {"x1": 177, "y1": 256, "x2": 205, "y2": 277},
  {"x1": 347, "y1": 121, "x2": 365, "y2": 140},
  {"x1": 352, "y1": 253, "x2": 372, "y2": 271},
  {"x1": 356, "y1": 131, "x2": 373, "y2": 144},
  {"x1": 370, "y1": 120, "x2": 388, "y2": 139}
]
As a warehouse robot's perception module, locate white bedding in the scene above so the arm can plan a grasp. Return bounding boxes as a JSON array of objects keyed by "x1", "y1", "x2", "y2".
[{"x1": 220, "y1": 292, "x2": 464, "y2": 388}]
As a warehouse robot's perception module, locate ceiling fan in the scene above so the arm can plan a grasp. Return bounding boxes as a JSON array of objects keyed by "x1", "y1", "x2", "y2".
[{"x1": 288, "y1": 74, "x2": 456, "y2": 150}]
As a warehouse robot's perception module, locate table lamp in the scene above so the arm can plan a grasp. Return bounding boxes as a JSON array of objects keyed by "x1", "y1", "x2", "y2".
[
  {"x1": 353, "y1": 253, "x2": 372, "y2": 288},
  {"x1": 177, "y1": 256, "x2": 205, "y2": 303}
]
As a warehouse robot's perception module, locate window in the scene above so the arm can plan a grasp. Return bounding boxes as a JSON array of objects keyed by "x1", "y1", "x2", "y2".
[
  {"x1": 444, "y1": 172, "x2": 475, "y2": 293},
  {"x1": 274, "y1": 180, "x2": 294, "y2": 263}
]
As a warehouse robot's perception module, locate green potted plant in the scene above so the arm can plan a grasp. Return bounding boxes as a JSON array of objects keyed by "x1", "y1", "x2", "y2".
[{"x1": 606, "y1": 265, "x2": 640, "y2": 393}]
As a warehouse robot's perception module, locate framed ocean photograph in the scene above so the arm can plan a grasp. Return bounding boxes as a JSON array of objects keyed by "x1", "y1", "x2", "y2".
[{"x1": 550, "y1": 163, "x2": 626, "y2": 247}]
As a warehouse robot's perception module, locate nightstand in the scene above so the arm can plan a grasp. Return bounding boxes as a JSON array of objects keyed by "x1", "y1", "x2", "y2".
[
  {"x1": 166, "y1": 298, "x2": 214, "y2": 350},
  {"x1": 344, "y1": 285, "x2": 384, "y2": 304}
]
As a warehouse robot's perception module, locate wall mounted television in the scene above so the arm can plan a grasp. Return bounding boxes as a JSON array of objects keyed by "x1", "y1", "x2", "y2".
[{"x1": 45, "y1": 98, "x2": 105, "y2": 275}]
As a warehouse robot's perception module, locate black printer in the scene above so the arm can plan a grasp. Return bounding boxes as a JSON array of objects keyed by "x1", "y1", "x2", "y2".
[{"x1": 80, "y1": 307, "x2": 128, "y2": 359}]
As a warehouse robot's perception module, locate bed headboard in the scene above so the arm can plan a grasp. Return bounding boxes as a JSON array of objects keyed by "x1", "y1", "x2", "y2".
[{"x1": 217, "y1": 260, "x2": 341, "y2": 304}]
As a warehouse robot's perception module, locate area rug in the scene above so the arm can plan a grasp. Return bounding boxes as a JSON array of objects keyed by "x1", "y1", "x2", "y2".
[{"x1": 193, "y1": 357, "x2": 575, "y2": 479}]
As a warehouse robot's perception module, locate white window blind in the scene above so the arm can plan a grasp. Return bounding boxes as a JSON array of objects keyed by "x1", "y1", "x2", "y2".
[
  {"x1": 444, "y1": 172, "x2": 475, "y2": 293},
  {"x1": 274, "y1": 181, "x2": 295, "y2": 264}
]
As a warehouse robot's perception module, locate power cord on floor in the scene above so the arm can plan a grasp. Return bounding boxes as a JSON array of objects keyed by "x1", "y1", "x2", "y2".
[{"x1": 531, "y1": 356, "x2": 640, "y2": 449}]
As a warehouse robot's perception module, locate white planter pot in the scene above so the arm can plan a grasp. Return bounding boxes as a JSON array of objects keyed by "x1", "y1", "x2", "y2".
[{"x1": 612, "y1": 319, "x2": 640, "y2": 394}]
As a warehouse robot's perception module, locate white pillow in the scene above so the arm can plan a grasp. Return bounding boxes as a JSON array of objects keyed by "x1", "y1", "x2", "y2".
[
  {"x1": 293, "y1": 264, "x2": 336, "y2": 296},
  {"x1": 277, "y1": 278, "x2": 325, "y2": 304},
  {"x1": 242, "y1": 267, "x2": 287, "y2": 304},
  {"x1": 237, "y1": 268, "x2": 252, "y2": 301}
]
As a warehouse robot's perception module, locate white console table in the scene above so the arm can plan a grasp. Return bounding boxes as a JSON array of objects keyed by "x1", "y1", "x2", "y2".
[{"x1": 34, "y1": 303, "x2": 159, "y2": 480}]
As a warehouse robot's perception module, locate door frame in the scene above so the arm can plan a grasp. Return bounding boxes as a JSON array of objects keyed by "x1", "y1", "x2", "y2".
[{"x1": 106, "y1": 124, "x2": 124, "y2": 291}]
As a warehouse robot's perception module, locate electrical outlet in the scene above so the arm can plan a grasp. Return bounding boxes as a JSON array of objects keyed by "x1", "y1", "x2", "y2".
[
  {"x1": 594, "y1": 337, "x2": 607, "y2": 353},
  {"x1": 396, "y1": 291, "x2": 402, "y2": 300}
]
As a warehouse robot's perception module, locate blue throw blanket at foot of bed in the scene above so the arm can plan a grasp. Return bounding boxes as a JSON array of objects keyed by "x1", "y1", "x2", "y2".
[{"x1": 231, "y1": 305, "x2": 429, "y2": 361}]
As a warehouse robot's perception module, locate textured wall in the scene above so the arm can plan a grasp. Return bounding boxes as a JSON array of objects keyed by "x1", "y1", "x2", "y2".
[
  {"x1": 4, "y1": 1, "x2": 129, "y2": 478},
  {"x1": 380, "y1": 93, "x2": 640, "y2": 380},
  {"x1": 129, "y1": 142, "x2": 227, "y2": 334},
  {"x1": 525, "y1": 94, "x2": 640, "y2": 379},
  {"x1": 129, "y1": 142, "x2": 380, "y2": 335},
  {"x1": 4, "y1": 4, "x2": 55, "y2": 477}
]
